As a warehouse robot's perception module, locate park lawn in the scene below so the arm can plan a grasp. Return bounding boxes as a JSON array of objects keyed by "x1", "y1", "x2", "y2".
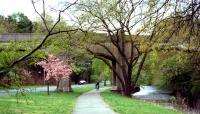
[
  {"x1": 101, "y1": 90, "x2": 183, "y2": 114},
  {"x1": 0, "y1": 85, "x2": 94, "y2": 114}
]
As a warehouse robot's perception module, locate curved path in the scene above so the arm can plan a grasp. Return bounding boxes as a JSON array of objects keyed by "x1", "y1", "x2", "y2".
[
  {"x1": 0, "y1": 84, "x2": 95, "y2": 96},
  {"x1": 72, "y1": 88, "x2": 116, "y2": 114}
]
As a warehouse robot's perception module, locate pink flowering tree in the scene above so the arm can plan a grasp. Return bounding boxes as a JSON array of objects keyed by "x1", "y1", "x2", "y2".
[{"x1": 36, "y1": 55, "x2": 72, "y2": 94}]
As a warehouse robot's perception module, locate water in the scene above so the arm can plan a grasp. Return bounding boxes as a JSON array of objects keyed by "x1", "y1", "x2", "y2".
[{"x1": 132, "y1": 86, "x2": 172, "y2": 102}]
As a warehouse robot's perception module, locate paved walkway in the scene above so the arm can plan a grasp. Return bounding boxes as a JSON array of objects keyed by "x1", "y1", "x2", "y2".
[
  {"x1": 72, "y1": 88, "x2": 116, "y2": 114},
  {"x1": 0, "y1": 84, "x2": 95, "y2": 96}
]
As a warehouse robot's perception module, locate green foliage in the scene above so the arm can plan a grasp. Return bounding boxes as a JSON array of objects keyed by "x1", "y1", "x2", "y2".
[
  {"x1": 42, "y1": 32, "x2": 93, "y2": 81},
  {"x1": 91, "y1": 59, "x2": 111, "y2": 82},
  {"x1": 169, "y1": 96, "x2": 177, "y2": 104},
  {"x1": 0, "y1": 12, "x2": 33, "y2": 33},
  {"x1": 42, "y1": 34, "x2": 72, "y2": 55},
  {"x1": 0, "y1": 44, "x2": 25, "y2": 69},
  {"x1": 133, "y1": 51, "x2": 159, "y2": 85},
  {"x1": 0, "y1": 42, "x2": 46, "y2": 67},
  {"x1": 161, "y1": 53, "x2": 191, "y2": 76},
  {"x1": 159, "y1": 52, "x2": 192, "y2": 89},
  {"x1": 11, "y1": 12, "x2": 33, "y2": 33},
  {"x1": 135, "y1": 50, "x2": 200, "y2": 102},
  {"x1": 0, "y1": 41, "x2": 47, "y2": 80},
  {"x1": 191, "y1": 75, "x2": 200, "y2": 97},
  {"x1": 33, "y1": 15, "x2": 71, "y2": 34},
  {"x1": 0, "y1": 15, "x2": 17, "y2": 33},
  {"x1": 135, "y1": 51, "x2": 189, "y2": 88},
  {"x1": 72, "y1": 56, "x2": 92, "y2": 73},
  {"x1": 155, "y1": 51, "x2": 200, "y2": 104}
]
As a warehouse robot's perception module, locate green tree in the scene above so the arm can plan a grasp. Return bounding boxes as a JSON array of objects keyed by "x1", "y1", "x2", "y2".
[
  {"x1": 10, "y1": 12, "x2": 33, "y2": 33},
  {"x1": 0, "y1": 15, "x2": 17, "y2": 33},
  {"x1": 92, "y1": 59, "x2": 111, "y2": 83},
  {"x1": 78, "y1": 0, "x2": 171, "y2": 96},
  {"x1": 0, "y1": 40, "x2": 46, "y2": 87}
]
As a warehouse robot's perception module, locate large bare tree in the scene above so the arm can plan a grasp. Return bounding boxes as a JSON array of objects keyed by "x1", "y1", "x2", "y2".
[{"x1": 76, "y1": 0, "x2": 172, "y2": 96}]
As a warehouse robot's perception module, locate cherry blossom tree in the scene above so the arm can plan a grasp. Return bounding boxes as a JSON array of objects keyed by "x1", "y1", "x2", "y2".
[{"x1": 36, "y1": 55, "x2": 72, "y2": 94}]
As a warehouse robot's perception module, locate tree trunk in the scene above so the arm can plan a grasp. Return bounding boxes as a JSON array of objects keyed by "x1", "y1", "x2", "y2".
[
  {"x1": 56, "y1": 80, "x2": 60, "y2": 92},
  {"x1": 114, "y1": 55, "x2": 140, "y2": 96},
  {"x1": 47, "y1": 81, "x2": 50, "y2": 95},
  {"x1": 57, "y1": 77, "x2": 72, "y2": 92}
]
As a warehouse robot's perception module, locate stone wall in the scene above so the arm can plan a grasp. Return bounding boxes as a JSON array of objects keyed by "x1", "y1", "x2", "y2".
[{"x1": 0, "y1": 33, "x2": 43, "y2": 42}]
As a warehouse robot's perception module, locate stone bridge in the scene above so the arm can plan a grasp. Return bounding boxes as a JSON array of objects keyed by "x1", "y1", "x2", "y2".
[
  {"x1": 87, "y1": 42, "x2": 139, "y2": 91},
  {"x1": 0, "y1": 33, "x2": 131, "y2": 91},
  {"x1": 0, "y1": 33, "x2": 192, "y2": 92}
]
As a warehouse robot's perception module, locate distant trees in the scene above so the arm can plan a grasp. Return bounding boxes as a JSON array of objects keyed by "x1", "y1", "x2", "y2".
[
  {"x1": 0, "y1": 12, "x2": 33, "y2": 33},
  {"x1": 10, "y1": 12, "x2": 33, "y2": 33},
  {"x1": 92, "y1": 59, "x2": 111, "y2": 83},
  {"x1": 0, "y1": 15, "x2": 17, "y2": 33}
]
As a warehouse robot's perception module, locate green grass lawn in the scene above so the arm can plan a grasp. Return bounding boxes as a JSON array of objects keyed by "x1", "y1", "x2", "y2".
[
  {"x1": 101, "y1": 90, "x2": 183, "y2": 114},
  {"x1": 0, "y1": 85, "x2": 94, "y2": 114}
]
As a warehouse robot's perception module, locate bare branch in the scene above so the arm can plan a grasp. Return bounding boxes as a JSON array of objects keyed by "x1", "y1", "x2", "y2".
[
  {"x1": 0, "y1": 0, "x2": 78, "y2": 76},
  {"x1": 32, "y1": 0, "x2": 49, "y2": 32}
]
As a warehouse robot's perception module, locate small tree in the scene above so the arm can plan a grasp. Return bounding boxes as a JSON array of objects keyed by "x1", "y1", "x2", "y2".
[{"x1": 36, "y1": 55, "x2": 72, "y2": 95}]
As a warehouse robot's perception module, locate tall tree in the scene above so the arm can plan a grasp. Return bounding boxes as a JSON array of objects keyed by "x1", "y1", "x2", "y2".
[{"x1": 77, "y1": 0, "x2": 171, "y2": 96}]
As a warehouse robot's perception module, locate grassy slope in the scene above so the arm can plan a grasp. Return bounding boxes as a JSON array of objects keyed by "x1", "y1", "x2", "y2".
[
  {"x1": 101, "y1": 90, "x2": 182, "y2": 114},
  {"x1": 0, "y1": 86, "x2": 94, "y2": 114}
]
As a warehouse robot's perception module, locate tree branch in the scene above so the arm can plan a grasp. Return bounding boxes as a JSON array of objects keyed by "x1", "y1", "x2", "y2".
[{"x1": 0, "y1": 0, "x2": 78, "y2": 77}]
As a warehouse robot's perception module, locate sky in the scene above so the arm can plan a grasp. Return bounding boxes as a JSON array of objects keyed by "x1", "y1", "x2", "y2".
[
  {"x1": 0, "y1": 0, "x2": 173, "y2": 33},
  {"x1": 0, "y1": 0, "x2": 38, "y2": 20},
  {"x1": 0, "y1": 0, "x2": 74, "y2": 21}
]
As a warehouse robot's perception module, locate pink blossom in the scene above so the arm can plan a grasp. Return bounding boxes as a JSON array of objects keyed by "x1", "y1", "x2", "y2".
[{"x1": 36, "y1": 55, "x2": 72, "y2": 81}]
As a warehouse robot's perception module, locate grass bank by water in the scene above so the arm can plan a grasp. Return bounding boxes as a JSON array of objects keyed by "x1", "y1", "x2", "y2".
[
  {"x1": 0, "y1": 85, "x2": 94, "y2": 114},
  {"x1": 101, "y1": 90, "x2": 182, "y2": 114}
]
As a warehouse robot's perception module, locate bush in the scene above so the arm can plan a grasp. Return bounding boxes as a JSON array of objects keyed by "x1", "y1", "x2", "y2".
[
  {"x1": 0, "y1": 41, "x2": 46, "y2": 85},
  {"x1": 133, "y1": 51, "x2": 159, "y2": 85},
  {"x1": 159, "y1": 52, "x2": 192, "y2": 89},
  {"x1": 158, "y1": 52, "x2": 200, "y2": 108}
]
